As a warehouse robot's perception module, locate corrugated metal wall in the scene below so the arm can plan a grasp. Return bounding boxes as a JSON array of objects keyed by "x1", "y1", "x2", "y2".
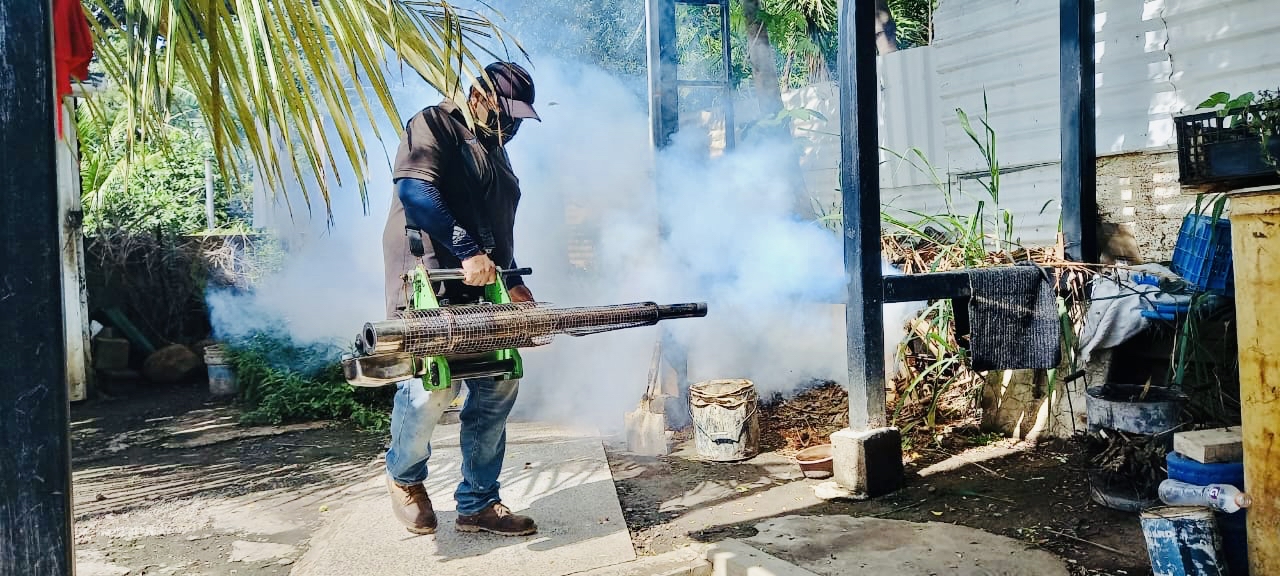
[{"x1": 873, "y1": 0, "x2": 1280, "y2": 246}]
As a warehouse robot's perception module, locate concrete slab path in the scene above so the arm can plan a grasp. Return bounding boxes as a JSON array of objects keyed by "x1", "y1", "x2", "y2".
[
  {"x1": 292, "y1": 422, "x2": 637, "y2": 576},
  {"x1": 744, "y1": 515, "x2": 1070, "y2": 576}
]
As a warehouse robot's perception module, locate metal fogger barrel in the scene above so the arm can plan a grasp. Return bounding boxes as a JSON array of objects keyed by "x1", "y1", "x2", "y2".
[{"x1": 360, "y1": 301, "x2": 709, "y2": 357}]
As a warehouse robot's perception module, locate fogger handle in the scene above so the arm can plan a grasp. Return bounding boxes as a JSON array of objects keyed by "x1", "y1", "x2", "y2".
[
  {"x1": 425, "y1": 267, "x2": 533, "y2": 282},
  {"x1": 656, "y1": 303, "x2": 708, "y2": 320}
]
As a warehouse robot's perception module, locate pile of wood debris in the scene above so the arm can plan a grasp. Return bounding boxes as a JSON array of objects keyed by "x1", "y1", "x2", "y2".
[
  {"x1": 1079, "y1": 429, "x2": 1168, "y2": 496},
  {"x1": 759, "y1": 381, "x2": 848, "y2": 455}
]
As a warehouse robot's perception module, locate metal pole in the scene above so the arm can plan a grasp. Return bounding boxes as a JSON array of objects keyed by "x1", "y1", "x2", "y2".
[
  {"x1": 646, "y1": 0, "x2": 679, "y2": 150},
  {"x1": 839, "y1": 0, "x2": 887, "y2": 430},
  {"x1": 719, "y1": 0, "x2": 736, "y2": 151},
  {"x1": 205, "y1": 158, "x2": 216, "y2": 230},
  {"x1": 1060, "y1": 0, "x2": 1098, "y2": 264},
  {"x1": 0, "y1": 0, "x2": 76, "y2": 573},
  {"x1": 646, "y1": 0, "x2": 690, "y2": 424}
]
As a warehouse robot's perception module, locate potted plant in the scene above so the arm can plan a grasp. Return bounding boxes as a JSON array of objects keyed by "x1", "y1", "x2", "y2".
[{"x1": 1175, "y1": 89, "x2": 1280, "y2": 188}]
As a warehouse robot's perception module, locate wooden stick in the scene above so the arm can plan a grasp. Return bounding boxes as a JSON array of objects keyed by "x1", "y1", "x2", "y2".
[
  {"x1": 951, "y1": 490, "x2": 1015, "y2": 504},
  {"x1": 1043, "y1": 528, "x2": 1137, "y2": 558},
  {"x1": 872, "y1": 498, "x2": 927, "y2": 518}
]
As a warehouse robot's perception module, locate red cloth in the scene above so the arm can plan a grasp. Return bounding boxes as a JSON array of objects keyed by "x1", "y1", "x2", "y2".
[{"x1": 53, "y1": 0, "x2": 94, "y2": 138}]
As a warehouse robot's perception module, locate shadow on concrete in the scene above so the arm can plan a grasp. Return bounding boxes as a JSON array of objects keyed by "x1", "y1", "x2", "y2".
[
  {"x1": 399, "y1": 479, "x2": 626, "y2": 562},
  {"x1": 70, "y1": 381, "x2": 389, "y2": 522}
]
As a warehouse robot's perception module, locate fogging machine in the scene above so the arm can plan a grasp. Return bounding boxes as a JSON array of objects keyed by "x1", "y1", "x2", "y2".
[{"x1": 342, "y1": 265, "x2": 707, "y2": 390}]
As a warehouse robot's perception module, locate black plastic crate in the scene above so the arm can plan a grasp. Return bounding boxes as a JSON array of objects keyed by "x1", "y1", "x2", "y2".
[{"x1": 1175, "y1": 109, "x2": 1280, "y2": 187}]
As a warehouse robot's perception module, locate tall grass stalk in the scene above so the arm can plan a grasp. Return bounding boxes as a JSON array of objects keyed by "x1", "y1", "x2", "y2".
[{"x1": 816, "y1": 92, "x2": 1052, "y2": 444}]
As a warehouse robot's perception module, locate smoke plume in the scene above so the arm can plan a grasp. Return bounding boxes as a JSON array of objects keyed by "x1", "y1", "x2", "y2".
[{"x1": 207, "y1": 12, "x2": 922, "y2": 434}]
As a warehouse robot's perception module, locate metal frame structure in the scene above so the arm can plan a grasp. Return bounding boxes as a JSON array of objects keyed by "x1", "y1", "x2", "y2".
[
  {"x1": 646, "y1": 0, "x2": 738, "y2": 414},
  {"x1": 643, "y1": 0, "x2": 1103, "y2": 433},
  {"x1": 1, "y1": 0, "x2": 76, "y2": 572},
  {"x1": 835, "y1": 0, "x2": 1098, "y2": 434},
  {"x1": 646, "y1": 0, "x2": 736, "y2": 152},
  {"x1": 646, "y1": 0, "x2": 1097, "y2": 433}
]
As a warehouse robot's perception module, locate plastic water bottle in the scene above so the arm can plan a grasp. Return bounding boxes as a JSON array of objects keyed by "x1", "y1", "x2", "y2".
[{"x1": 1158, "y1": 479, "x2": 1253, "y2": 513}]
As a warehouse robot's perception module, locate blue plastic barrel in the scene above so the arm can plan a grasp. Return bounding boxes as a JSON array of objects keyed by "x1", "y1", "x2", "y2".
[
  {"x1": 1141, "y1": 506, "x2": 1226, "y2": 576},
  {"x1": 1167, "y1": 451, "x2": 1245, "y2": 488}
]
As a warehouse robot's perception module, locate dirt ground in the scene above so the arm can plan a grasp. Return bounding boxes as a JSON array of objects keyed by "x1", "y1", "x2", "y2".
[
  {"x1": 71, "y1": 380, "x2": 1151, "y2": 576},
  {"x1": 71, "y1": 381, "x2": 388, "y2": 575},
  {"x1": 605, "y1": 436, "x2": 1152, "y2": 576}
]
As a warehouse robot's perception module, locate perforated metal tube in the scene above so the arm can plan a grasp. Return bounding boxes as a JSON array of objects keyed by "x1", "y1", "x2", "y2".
[{"x1": 361, "y1": 301, "x2": 707, "y2": 357}]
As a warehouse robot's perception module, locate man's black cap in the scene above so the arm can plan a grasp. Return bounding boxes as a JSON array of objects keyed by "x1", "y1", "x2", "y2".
[{"x1": 481, "y1": 61, "x2": 539, "y2": 121}]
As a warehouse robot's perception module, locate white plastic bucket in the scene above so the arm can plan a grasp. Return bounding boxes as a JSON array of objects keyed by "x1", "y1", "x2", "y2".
[
  {"x1": 204, "y1": 345, "x2": 237, "y2": 396},
  {"x1": 689, "y1": 379, "x2": 759, "y2": 461}
]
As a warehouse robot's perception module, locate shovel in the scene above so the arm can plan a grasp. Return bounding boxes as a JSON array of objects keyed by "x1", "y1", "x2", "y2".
[{"x1": 624, "y1": 341, "x2": 669, "y2": 456}]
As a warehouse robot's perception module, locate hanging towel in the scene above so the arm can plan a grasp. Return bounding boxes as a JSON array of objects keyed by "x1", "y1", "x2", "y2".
[{"x1": 967, "y1": 265, "x2": 1061, "y2": 371}]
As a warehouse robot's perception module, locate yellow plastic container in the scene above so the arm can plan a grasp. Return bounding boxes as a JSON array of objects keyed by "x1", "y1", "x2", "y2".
[{"x1": 1227, "y1": 185, "x2": 1280, "y2": 576}]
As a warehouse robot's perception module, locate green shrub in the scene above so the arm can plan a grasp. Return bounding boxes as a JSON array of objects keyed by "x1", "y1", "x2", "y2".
[{"x1": 227, "y1": 333, "x2": 391, "y2": 431}]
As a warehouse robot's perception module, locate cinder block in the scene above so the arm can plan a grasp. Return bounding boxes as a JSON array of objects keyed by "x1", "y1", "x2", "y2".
[
  {"x1": 1174, "y1": 427, "x2": 1243, "y2": 464},
  {"x1": 830, "y1": 427, "x2": 904, "y2": 499},
  {"x1": 93, "y1": 336, "x2": 130, "y2": 371}
]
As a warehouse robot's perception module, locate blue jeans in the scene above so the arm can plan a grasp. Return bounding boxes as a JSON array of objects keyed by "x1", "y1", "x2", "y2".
[{"x1": 385, "y1": 376, "x2": 520, "y2": 516}]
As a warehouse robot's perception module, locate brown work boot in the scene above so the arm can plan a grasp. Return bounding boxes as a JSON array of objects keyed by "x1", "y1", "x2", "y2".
[
  {"x1": 455, "y1": 502, "x2": 537, "y2": 536},
  {"x1": 387, "y1": 476, "x2": 437, "y2": 535}
]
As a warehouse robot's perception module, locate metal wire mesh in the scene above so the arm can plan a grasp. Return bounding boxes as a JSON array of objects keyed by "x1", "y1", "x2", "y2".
[
  {"x1": 397, "y1": 302, "x2": 548, "y2": 356},
  {"x1": 365, "y1": 302, "x2": 667, "y2": 357},
  {"x1": 549, "y1": 303, "x2": 663, "y2": 336}
]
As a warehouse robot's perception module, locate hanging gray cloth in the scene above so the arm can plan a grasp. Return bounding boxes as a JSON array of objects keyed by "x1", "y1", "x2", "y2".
[{"x1": 967, "y1": 265, "x2": 1061, "y2": 371}]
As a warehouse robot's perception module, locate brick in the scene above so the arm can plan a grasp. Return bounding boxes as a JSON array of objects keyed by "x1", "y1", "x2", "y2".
[{"x1": 1174, "y1": 427, "x2": 1243, "y2": 463}]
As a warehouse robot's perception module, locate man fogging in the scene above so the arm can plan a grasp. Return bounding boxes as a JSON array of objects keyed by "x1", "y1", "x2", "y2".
[{"x1": 380, "y1": 61, "x2": 542, "y2": 537}]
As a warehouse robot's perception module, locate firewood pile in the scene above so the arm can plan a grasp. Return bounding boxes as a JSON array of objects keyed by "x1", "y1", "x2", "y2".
[{"x1": 1080, "y1": 429, "x2": 1168, "y2": 496}]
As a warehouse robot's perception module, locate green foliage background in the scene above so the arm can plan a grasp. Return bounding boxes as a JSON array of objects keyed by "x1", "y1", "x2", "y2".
[{"x1": 77, "y1": 35, "x2": 252, "y2": 236}]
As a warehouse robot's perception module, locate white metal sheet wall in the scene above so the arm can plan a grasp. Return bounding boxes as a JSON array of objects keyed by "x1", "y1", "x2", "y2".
[
  {"x1": 876, "y1": 0, "x2": 1280, "y2": 246},
  {"x1": 1095, "y1": 0, "x2": 1280, "y2": 152}
]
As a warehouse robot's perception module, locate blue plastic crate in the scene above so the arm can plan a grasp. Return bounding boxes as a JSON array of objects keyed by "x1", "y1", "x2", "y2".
[{"x1": 1171, "y1": 213, "x2": 1234, "y2": 292}]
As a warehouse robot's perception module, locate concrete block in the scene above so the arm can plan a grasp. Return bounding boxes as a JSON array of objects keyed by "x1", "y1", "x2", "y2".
[
  {"x1": 706, "y1": 539, "x2": 819, "y2": 576},
  {"x1": 830, "y1": 427, "x2": 903, "y2": 499},
  {"x1": 93, "y1": 335, "x2": 130, "y2": 371},
  {"x1": 1174, "y1": 427, "x2": 1243, "y2": 463}
]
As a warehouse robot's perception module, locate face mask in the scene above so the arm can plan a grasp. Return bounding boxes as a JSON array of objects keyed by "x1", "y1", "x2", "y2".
[{"x1": 490, "y1": 109, "x2": 521, "y2": 144}]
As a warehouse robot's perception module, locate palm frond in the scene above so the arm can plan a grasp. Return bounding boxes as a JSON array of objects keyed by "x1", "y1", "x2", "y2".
[{"x1": 83, "y1": 0, "x2": 520, "y2": 219}]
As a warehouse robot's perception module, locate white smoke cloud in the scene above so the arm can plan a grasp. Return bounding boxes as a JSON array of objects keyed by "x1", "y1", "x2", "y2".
[
  {"x1": 206, "y1": 73, "x2": 440, "y2": 351},
  {"x1": 207, "y1": 24, "x2": 922, "y2": 434},
  {"x1": 501, "y1": 60, "x2": 921, "y2": 431}
]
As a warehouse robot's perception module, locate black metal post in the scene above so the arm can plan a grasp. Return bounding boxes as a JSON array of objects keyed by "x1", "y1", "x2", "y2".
[
  {"x1": 646, "y1": 0, "x2": 679, "y2": 149},
  {"x1": 647, "y1": 0, "x2": 692, "y2": 424},
  {"x1": 718, "y1": 0, "x2": 736, "y2": 151},
  {"x1": 1060, "y1": 0, "x2": 1098, "y2": 263},
  {"x1": 0, "y1": 0, "x2": 75, "y2": 574},
  {"x1": 839, "y1": 0, "x2": 887, "y2": 430}
]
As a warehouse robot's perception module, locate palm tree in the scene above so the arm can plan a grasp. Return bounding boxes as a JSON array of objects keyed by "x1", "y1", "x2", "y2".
[{"x1": 81, "y1": 0, "x2": 519, "y2": 218}]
